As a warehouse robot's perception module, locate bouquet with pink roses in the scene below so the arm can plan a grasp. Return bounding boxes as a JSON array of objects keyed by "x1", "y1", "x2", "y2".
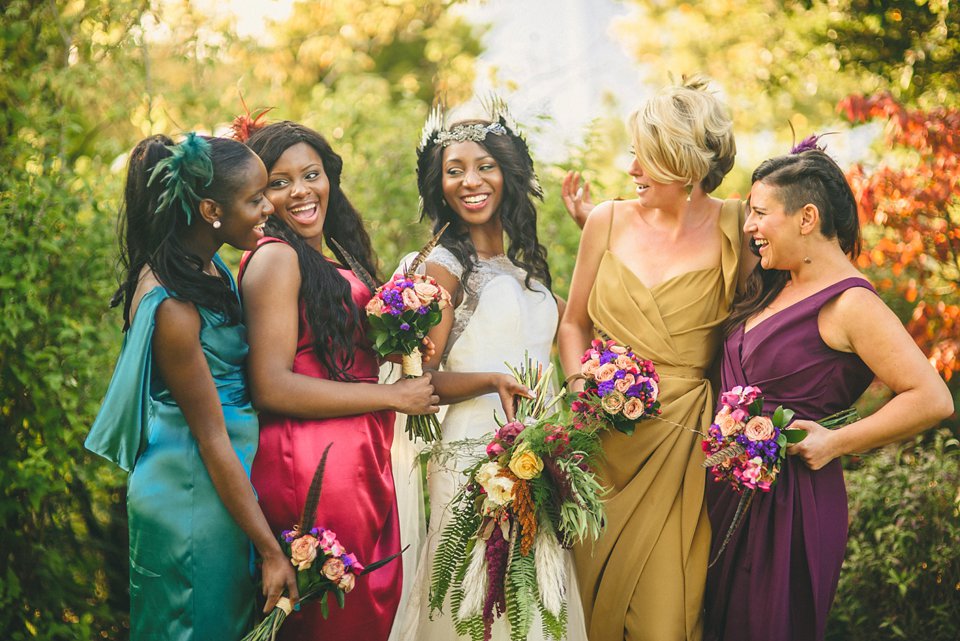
[
  {"x1": 242, "y1": 445, "x2": 402, "y2": 641},
  {"x1": 569, "y1": 338, "x2": 661, "y2": 435},
  {"x1": 700, "y1": 385, "x2": 858, "y2": 565}
]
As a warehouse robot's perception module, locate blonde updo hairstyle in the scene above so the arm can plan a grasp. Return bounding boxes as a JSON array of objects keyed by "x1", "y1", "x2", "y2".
[{"x1": 629, "y1": 74, "x2": 736, "y2": 193}]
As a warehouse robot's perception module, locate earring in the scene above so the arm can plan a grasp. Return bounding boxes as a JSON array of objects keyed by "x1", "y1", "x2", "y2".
[
  {"x1": 212, "y1": 220, "x2": 222, "y2": 229},
  {"x1": 803, "y1": 256, "x2": 812, "y2": 264},
  {"x1": 685, "y1": 183, "x2": 693, "y2": 202}
]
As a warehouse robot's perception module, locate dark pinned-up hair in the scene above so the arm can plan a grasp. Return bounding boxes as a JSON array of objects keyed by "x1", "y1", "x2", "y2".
[
  {"x1": 724, "y1": 149, "x2": 861, "y2": 333},
  {"x1": 245, "y1": 121, "x2": 378, "y2": 381},
  {"x1": 417, "y1": 119, "x2": 552, "y2": 293},
  {"x1": 112, "y1": 134, "x2": 257, "y2": 329}
]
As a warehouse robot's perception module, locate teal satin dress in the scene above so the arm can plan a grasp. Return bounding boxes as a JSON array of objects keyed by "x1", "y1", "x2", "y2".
[{"x1": 86, "y1": 255, "x2": 257, "y2": 641}]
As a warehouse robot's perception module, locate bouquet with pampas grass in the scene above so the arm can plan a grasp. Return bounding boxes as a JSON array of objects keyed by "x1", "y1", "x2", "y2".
[{"x1": 429, "y1": 355, "x2": 606, "y2": 641}]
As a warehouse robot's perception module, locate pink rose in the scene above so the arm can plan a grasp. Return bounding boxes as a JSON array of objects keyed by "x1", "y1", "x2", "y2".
[
  {"x1": 581, "y1": 358, "x2": 601, "y2": 379},
  {"x1": 622, "y1": 397, "x2": 644, "y2": 420},
  {"x1": 740, "y1": 457, "x2": 764, "y2": 487},
  {"x1": 614, "y1": 373, "x2": 636, "y2": 393},
  {"x1": 496, "y1": 421, "x2": 525, "y2": 445},
  {"x1": 338, "y1": 573, "x2": 356, "y2": 593},
  {"x1": 646, "y1": 377, "x2": 660, "y2": 402},
  {"x1": 401, "y1": 287, "x2": 421, "y2": 311},
  {"x1": 744, "y1": 415, "x2": 775, "y2": 442},
  {"x1": 289, "y1": 535, "x2": 319, "y2": 571},
  {"x1": 413, "y1": 281, "x2": 440, "y2": 305},
  {"x1": 715, "y1": 406, "x2": 744, "y2": 437},
  {"x1": 486, "y1": 441, "x2": 505, "y2": 458},
  {"x1": 596, "y1": 363, "x2": 617, "y2": 382},
  {"x1": 322, "y1": 557, "x2": 346, "y2": 582}
]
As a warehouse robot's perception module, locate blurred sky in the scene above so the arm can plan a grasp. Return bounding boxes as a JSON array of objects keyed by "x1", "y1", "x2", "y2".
[{"x1": 205, "y1": 0, "x2": 875, "y2": 170}]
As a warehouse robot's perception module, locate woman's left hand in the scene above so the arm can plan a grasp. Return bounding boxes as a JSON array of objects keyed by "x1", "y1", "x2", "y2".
[{"x1": 786, "y1": 419, "x2": 841, "y2": 470}]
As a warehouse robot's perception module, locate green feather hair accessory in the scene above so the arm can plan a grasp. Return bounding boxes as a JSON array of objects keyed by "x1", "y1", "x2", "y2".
[{"x1": 147, "y1": 132, "x2": 214, "y2": 225}]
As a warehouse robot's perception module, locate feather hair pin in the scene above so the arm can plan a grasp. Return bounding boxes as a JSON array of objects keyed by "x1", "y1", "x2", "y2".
[{"x1": 229, "y1": 91, "x2": 273, "y2": 143}]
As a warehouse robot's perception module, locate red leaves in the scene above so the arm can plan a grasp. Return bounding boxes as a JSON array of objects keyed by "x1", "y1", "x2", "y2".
[{"x1": 839, "y1": 93, "x2": 960, "y2": 381}]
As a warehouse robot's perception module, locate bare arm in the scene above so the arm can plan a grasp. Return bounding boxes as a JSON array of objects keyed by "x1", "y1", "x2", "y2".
[
  {"x1": 242, "y1": 243, "x2": 438, "y2": 418},
  {"x1": 153, "y1": 298, "x2": 298, "y2": 612},
  {"x1": 787, "y1": 287, "x2": 954, "y2": 469},
  {"x1": 558, "y1": 201, "x2": 613, "y2": 390}
]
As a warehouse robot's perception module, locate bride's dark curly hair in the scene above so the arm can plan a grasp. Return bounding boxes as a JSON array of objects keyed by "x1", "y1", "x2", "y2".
[
  {"x1": 417, "y1": 119, "x2": 552, "y2": 293},
  {"x1": 246, "y1": 121, "x2": 379, "y2": 381}
]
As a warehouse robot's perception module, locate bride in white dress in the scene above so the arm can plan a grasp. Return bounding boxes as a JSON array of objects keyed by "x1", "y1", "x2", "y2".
[{"x1": 398, "y1": 107, "x2": 588, "y2": 641}]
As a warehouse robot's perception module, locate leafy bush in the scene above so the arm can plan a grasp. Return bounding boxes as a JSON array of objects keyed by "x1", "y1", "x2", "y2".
[{"x1": 828, "y1": 430, "x2": 960, "y2": 640}]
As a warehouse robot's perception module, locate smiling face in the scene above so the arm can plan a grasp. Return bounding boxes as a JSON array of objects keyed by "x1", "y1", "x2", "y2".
[
  {"x1": 627, "y1": 154, "x2": 688, "y2": 209},
  {"x1": 441, "y1": 141, "x2": 504, "y2": 229},
  {"x1": 264, "y1": 142, "x2": 331, "y2": 249},
  {"x1": 215, "y1": 155, "x2": 273, "y2": 251},
  {"x1": 744, "y1": 180, "x2": 803, "y2": 270}
]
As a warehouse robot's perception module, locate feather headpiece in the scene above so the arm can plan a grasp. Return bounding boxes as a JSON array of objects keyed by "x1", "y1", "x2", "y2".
[
  {"x1": 147, "y1": 132, "x2": 213, "y2": 225},
  {"x1": 229, "y1": 92, "x2": 273, "y2": 143},
  {"x1": 788, "y1": 122, "x2": 834, "y2": 155}
]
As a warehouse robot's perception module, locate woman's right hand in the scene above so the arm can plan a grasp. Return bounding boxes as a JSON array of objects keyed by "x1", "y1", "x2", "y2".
[
  {"x1": 490, "y1": 373, "x2": 534, "y2": 422},
  {"x1": 391, "y1": 372, "x2": 440, "y2": 415},
  {"x1": 562, "y1": 170, "x2": 595, "y2": 230},
  {"x1": 260, "y1": 549, "x2": 300, "y2": 614}
]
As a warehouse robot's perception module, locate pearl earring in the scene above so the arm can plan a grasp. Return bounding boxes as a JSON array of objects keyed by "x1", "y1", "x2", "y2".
[
  {"x1": 803, "y1": 256, "x2": 812, "y2": 264},
  {"x1": 212, "y1": 220, "x2": 222, "y2": 229}
]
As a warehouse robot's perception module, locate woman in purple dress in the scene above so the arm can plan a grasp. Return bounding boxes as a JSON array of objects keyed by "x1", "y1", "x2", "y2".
[{"x1": 704, "y1": 149, "x2": 953, "y2": 641}]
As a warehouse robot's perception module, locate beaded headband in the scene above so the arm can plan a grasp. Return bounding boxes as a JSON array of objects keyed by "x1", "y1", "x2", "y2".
[
  {"x1": 416, "y1": 96, "x2": 542, "y2": 201},
  {"x1": 147, "y1": 132, "x2": 213, "y2": 225}
]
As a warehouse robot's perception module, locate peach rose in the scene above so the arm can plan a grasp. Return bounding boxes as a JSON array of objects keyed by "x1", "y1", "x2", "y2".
[
  {"x1": 716, "y1": 406, "x2": 744, "y2": 437},
  {"x1": 622, "y1": 397, "x2": 644, "y2": 420},
  {"x1": 601, "y1": 390, "x2": 626, "y2": 414},
  {"x1": 614, "y1": 373, "x2": 636, "y2": 393},
  {"x1": 596, "y1": 363, "x2": 617, "y2": 382},
  {"x1": 338, "y1": 572, "x2": 356, "y2": 593},
  {"x1": 413, "y1": 281, "x2": 440, "y2": 305},
  {"x1": 615, "y1": 355, "x2": 635, "y2": 370},
  {"x1": 581, "y1": 358, "x2": 601, "y2": 378},
  {"x1": 508, "y1": 442, "x2": 544, "y2": 480},
  {"x1": 608, "y1": 344, "x2": 627, "y2": 354},
  {"x1": 744, "y1": 415, "x2": 775, "y2": 442},
  {"x1": 322, "y1": 557, "x2": 346, "y2": 582},
  {"x1": 365, "y1": 296, "x2": 385, "y2": 315},
  {"x1": 401, "y1": 287, "x2": 421, "y2": 311},
  {"x1": 290, "y1": 535, "x2": 320, "y2": 571}
]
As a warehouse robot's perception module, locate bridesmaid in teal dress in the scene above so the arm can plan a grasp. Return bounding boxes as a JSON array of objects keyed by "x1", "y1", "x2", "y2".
[{"x1": 86, "y1": 134, "x2": 298, "y2": 640}]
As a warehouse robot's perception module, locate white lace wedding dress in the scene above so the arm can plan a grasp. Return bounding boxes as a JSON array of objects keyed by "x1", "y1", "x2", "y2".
[{"x1": 398, "y1": 247, "x2": 588, "y2": 641}]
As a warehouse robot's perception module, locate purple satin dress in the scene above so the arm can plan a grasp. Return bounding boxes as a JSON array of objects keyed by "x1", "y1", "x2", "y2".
[{"x1": 704, "y1": 277, "x2": 876, "y2": 641}]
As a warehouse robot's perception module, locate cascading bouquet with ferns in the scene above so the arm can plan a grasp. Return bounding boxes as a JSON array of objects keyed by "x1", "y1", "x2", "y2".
[
  {"x1": 429, "y1": 355, "x2": 606, "y2": 641},
  {"x1": 242, "y1": 445, "x2": 402, "y2": 641}
]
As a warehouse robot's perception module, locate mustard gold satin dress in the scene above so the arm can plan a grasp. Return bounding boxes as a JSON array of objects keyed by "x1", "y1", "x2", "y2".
[{"x1": 573, "y1": 199, "x2": 743, "y2": 641}]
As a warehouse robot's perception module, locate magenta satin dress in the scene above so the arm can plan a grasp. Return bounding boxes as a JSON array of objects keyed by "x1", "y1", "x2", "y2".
[
  {"x1": 704, "y1": 277, "x2": 877, "y2": 641},
  {"x1": 239, "y1": 238, "x2": 401, "y2": 641}
]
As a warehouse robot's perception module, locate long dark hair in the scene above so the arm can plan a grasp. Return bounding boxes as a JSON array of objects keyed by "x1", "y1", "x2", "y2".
[
  {"x1": 417, "y1": 119, "x2": 552, "y2": 293},
  {"x1": 724, "y1": 150, "x2": 861, "y2": 333},
  {"x1": 111, "y1": 135, "x2": 256, "y2": 329},
  {"x1": 245, "y1": 121, "x2": 378, "y2": 381}
]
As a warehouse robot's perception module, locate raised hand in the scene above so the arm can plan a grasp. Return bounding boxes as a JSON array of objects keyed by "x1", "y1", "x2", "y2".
[
  {"x1": 391, "y1": 371, "x2": 440, "y2": 415},
  {"x1": 561, "y1": 170, "x2": 595, "y2": 230}
]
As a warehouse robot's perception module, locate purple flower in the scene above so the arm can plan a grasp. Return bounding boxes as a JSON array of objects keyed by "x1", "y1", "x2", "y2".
[
  {"x1": 597, "y1": 380, "x2": 615, "y2": 396},
  {"x1": 417, "y1": 306, "x2": 429, "y2": 315},
  {"x1": 400, "y1": 322, "x2": 411, "y2": 331},
  {"x1": 599, "y1": 352, "x2": 617, "y2": 365}
]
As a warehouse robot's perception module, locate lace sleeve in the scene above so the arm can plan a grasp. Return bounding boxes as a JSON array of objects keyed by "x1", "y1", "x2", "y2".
[{"x1": 426, "y1": 246, "x2": 463, "y2": 280}]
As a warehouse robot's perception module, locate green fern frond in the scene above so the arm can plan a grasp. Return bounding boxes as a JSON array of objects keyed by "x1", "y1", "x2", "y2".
[
  {"x1": 505, "y1": 539, "x2": 538, "y2": 641},
  {"x1": 429, "y1": 491, "x2": 480, "y2": 614}
]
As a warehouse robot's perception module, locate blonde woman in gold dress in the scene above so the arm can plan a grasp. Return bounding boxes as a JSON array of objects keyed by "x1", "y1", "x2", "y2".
[{"x1": 558, "y1": 76, "x2": 752, "y2": 640}]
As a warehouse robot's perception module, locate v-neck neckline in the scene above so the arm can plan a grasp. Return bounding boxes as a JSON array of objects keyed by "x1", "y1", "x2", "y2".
[
  {"x1": 741, "y1": 276, "x2": 872, "y2": 337},
  {"x1": 605, "y1": 250, "x2": 719, "y2": 292}
]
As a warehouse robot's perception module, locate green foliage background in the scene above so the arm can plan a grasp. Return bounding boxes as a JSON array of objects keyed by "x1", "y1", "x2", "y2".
[{"x1": 0, "y1": 0, "x2": 956, "y2": 639}]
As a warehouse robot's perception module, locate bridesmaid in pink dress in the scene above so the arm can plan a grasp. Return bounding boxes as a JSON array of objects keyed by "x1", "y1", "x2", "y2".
[{"x1": 239, "y1": 121, "x2": 440, "y2": 641}]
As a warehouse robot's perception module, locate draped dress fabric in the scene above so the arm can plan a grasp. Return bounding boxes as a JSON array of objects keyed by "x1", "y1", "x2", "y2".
[
  {"x1": 401, "y1": 247, "x2": 588, "y2": 641},
  {"x1": 574, "y1": 199, "x2": 744, "y2": 641},
  {"x1": 238, "y1": 237, "x2": 402, "y2": 641},
  {"x1": 85, "y1": 254, "x2": 257, "y2": 641},
  {"x1": 704, "y1": 277, "x2": 877, "y2": 641}
]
